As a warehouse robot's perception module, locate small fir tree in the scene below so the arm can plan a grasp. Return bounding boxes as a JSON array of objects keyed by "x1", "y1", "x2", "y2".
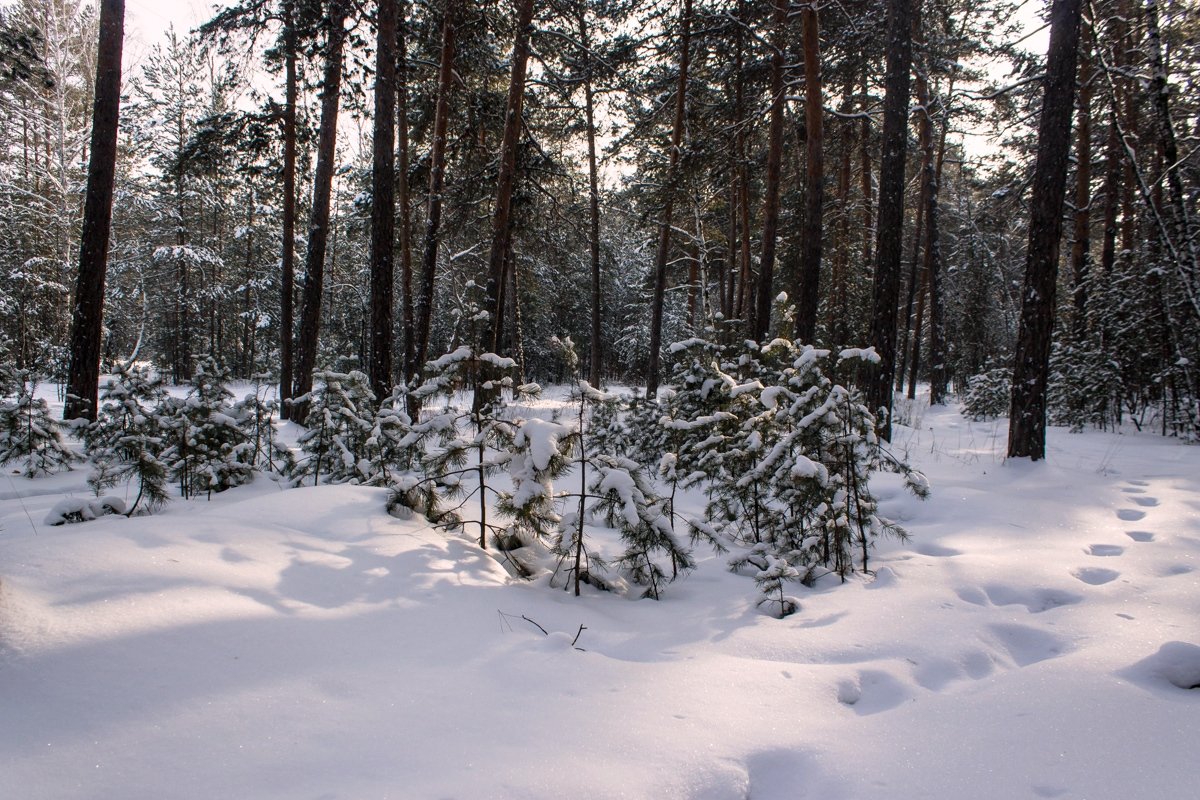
[{"x1": 0, "y1": 372, "x2": 77, "y2": 477}]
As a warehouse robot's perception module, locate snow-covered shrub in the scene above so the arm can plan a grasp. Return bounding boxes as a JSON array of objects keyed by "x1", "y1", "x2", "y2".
[
  {"x1": 962, "y1": 366, "x2": 1011, "y2": 421},
  {"x1": 161, "y1": 358, "x2": 254, "y2": 498},
  {"x1": 497, "y1": 415, "x2": 574, "y2": 577},
  {"x1": 361, "y1": 386, "x2": 416, "y2": 486},
  {"x1": 0, "y1": 373, "x2": 77, "y2": 477},
  {"x1": 292, "y1": 370, "x2": 377, "y2": 485},
  {"x1": 233, "y1": 375, "x2": 294, "y2": 477},
  {"x1": 85, "y1": 365, "x2": 171, "y2": 514},
  {"x1": 654, "y1": 334, "x2": 928, "y2": 613},
  {"x1": 388, "y1": 347, "x2": 533, "y2": 551},
  {"x1": 44, "y1": 496, "x2": 127, "y2": 525},
  {"x1": 1048, "y1": 341, "x2": 1124, "y2": 432}
]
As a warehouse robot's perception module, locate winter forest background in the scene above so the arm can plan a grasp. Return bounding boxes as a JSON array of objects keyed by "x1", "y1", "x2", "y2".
[
  {"x1": 1, "y1": 0, "x2": 1199, "y2": 797},
  {"x1": 0, "y1": 0, "x2": 1194, "y2": 445}
]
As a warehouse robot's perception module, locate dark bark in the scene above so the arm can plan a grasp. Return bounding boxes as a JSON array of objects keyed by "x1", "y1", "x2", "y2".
[
  {"x1": 925, "y1": 104, "x2": 949, "y2": 405},
  {"x1": 1007, "y1": 0, "x2": 1083, "y2": 460},
  {"x1": 794, "y1": 3, "x2": 824, "y2": 345},
  {"x1": 581, "y1": 8, "x2": 603, "y2": 388},
  {"x1": 291, "y1": 0, "x2": 349, "y2": 421},
  {"x1": 65, "y1": 0, "x2": 124, "y2": 421},
  {"x1": 481, "y1": 0, "x2": 536, "y2": 360},
  {"x1": 752, "y1": 0, "x2": 788, "y2": 344},
  {"x1": 865, "y1": 0, "x2": 914, "y2": 441},
  {"x1": 646, "y1": 0, "x2": 692, "y2": 399},
  {"x1": 860, "y1": 66, "x2": 874, "y2": 271},
  {"x1": 411, "y1": 0, "x2": 459, "y2": 390},
  {"x1": 368, "y1": 0, "x2": 398, "y2": 402},
  {"x1": 397, "y1": 3, "x2": 414, "y2": 396},
  {"x1": 279, "y1": 0, "x2": 298, "y2": 418},
  {"x1": 1069, "y1": 28, "x2": 1093, "y2": 338}
]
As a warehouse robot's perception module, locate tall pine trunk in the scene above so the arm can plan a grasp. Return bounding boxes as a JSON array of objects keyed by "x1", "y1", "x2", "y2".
[
  {"x1": 368, "y1": 0, "x2": 398, "y2": 402},
  {"x1": 1069, "y1": 28, "x2": 1093, "y2": 338},
  {"x1": 397, "y1": 2, "x2": 415, "y2": 396},
  {"x1": 279, "y1": 0, "x2": 298, "y2": 418},
  {"x1": 866, "y1": 0, "x2": 914, "y2": 441},
  {"x1": 65, "y1": 0, "x2": 124, "y2": 421},
  {"x1": 410, "y1": 0, "x2": 459, "y2": 397},
  {"x1": 291, "y1": 0, "x2": 349, "y2": 422},
  {"x1": 752, "y1": 0, "x2": 788, "y2": 344},
  {"x1": 481, "y1": 0, "x2": 536, "y2": 358},
  {"x1": 581, "y1": 7, "x2": 604, "y2": 388},
  {"x1": 646, "y1": 0, "x2": 692, "y2": 399},
  {"x1": 1007, "y1": 0, "x2": 1083, "y2": 460},
  {"x1": 794, "y1": 3, "x2": 824, "y2": 345}
]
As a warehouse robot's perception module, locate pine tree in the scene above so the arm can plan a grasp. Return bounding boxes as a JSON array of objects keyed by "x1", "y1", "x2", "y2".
[
  {"x1": 0, "y1": 372, "x2": 76, "y2": 476},
  {"x1": 85, "y1": 365, "x2": 171, "y2": 514}
]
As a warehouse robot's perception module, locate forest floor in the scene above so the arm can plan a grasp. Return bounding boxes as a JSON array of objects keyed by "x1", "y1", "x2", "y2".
[{"x1": 1, "y1": 385, "x2": 1198, "y2": 799}]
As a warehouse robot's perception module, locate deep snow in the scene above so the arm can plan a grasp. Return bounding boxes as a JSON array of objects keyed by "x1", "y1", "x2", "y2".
[{"x1": 1, "y1": 388, "x2": 1197, "y2": 799}]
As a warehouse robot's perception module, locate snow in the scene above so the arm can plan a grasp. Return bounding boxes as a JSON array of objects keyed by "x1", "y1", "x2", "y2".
[{"x1": 1, "y1": 388, "x2": 1198, "y2": 799}]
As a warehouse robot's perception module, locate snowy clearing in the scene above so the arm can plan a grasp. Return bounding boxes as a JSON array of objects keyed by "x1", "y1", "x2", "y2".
[{"x1": 1, "y1": 389, "x2": 1198, "y2": 799}]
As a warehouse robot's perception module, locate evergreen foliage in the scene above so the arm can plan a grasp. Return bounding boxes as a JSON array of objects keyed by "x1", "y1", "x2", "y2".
[
  {"x1": 0, "y1": 372, "x2": 76, "y2": 477},
  {"x1": 85, "y1": 365, "x2": 171, "y2": 514},
  {"x1": 161, "y1": 358, "x2": 254, "y2": 498},
  {"x1": 292, "y1": 370, "x2": 378, "y2": 485}
]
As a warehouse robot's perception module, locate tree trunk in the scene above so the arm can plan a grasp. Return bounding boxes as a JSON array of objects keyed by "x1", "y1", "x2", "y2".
[
  {"x1": 925, "y1": 97, "x2": 949, "y2": 404},
  {"x1": 865, "y1": 0, "x2": 914, "y2": 441},
  {"x1": 368, "y1": 0, "x2": 398, "y2": 402},
  {"x1": 752, "y1": 0, "x2": 788, "y2": 344},
  {"x1": 411, "y1": 0, "x2": 460, "y2": 392},
  {"x1": 860, "y1": 65, "x2": 874, "y2": 272},
  {"x1": 397, "y1": 2, "x2": 415, "y2": 396},
  {"x1": 646, "y1": 0, "x2": 692, "y2": 399},
  {"x1": 279, "y1": 0, "x2": 298, "y2": 418},
  {"x1": 1007, "y1": 0, "x2": 1083, "y2": 460},
  {"x1": 1069, "y1": 27, "x2": 1092, "y2": 338},
  {"x1": 794, "y1": 3, "x2": 824, "y2": 345},
  {"x1": 481, "y1": 0, "x2": 536, "y2": 362},
  {"x1": 65, "y1": 0, "x2": 124, "y2": 421},
  {"x1": 291, "y1": 0, "x2": 349, "y2": 422},
  {"x1": 581, "y1": 7, "x2": 603, "y2": 387}
]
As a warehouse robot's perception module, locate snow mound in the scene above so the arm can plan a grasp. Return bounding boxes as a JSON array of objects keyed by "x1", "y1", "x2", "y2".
[{"x1": 43, "y1": 496, "x2": 127, "y2": 525}]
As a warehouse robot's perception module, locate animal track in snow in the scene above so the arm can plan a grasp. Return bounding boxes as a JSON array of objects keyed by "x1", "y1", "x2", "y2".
[
  {"x1": 1121, "y1": 487, "x2": 1146, "y2": 494},
  {"x1": 982, "y1": 585, "x2": 1083, "y2": 613},
  {"x1": 1126, "y1": 530, "x2": 1155, "y2": 542},
  {"x1": 1119, "y1": 641, "x2": 1200, "y2": 692},
  {"x1": 836, "y1": 670, "x2": 914, "y2": 715},
  {"x1": 986, "y1": 623, "x2": 1071, "y2": 667},
  {"x1": 1131, "y1": 496, "x2": 1160, "y2": 507},
  {"x1": 1072, "y1": 567, "x2": 1120, "y2": 585},
  {"x1": 1087, "y1": 544, "x2": 1124, "y2": 557},
  {"x1": 913, "y1": 542, "x2": 962, "y2": 558},
  {"x1": 1116, "y1": 508, "x2": 1147, "y2": 521},
  {"x1": 953, "y1": 585, "x2": 1082, "y2": 613},
  {"x1": 1158, "y1": 563, "x2": 1195, "y2": 578},
  {"x1": 1127, "y1": 480, "x2": 1150, "y2": 487}
]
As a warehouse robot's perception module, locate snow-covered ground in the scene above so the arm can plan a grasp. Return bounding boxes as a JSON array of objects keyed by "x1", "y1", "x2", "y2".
[{"x1": 1, "y1": 388, "x2": 1197, "y2": 799}]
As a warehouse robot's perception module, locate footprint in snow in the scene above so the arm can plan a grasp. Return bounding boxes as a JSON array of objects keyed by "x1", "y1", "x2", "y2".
[
  {"x1": 1117, "y1": 508, "x2": 1147, "y2": 521},
  {"x1": 1126, "y1": 530, "x2": 1155, "y2": 542},
  {"x1": 1087, "y1": 544, "x2": 1124, "y2": 557},
  {"x1": 1118, "y1": 641, "x2": 1200, "y2": 693},
  {"x1": 1132, "y1": 496, "x2": 1160, "y2": 507},
  {"x1": 913, "y1": 542, "x2": 962, "y2": 557},
  {"x1": 836, "y1": 670, "x2": 914, "y2": 715},
  {"x1": 1072, "y1": 566, "x2": 1121, "y2": 585},
  {"x1": 986, "y1": 623, "x2": 1071, "y2": 667},
  {"x1": 1121, "y1": 487, "x2": 1147, "y2": 494},
  {"x1": 983, "y1": 584, "x2": 1083, "y2": 613},
  {"x1": 1158, "y1": 563, "x2": 1195, "y2": 578},
  {"x1": 1127, "y1": 480, "x2": 1150, "y2": 487}
]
